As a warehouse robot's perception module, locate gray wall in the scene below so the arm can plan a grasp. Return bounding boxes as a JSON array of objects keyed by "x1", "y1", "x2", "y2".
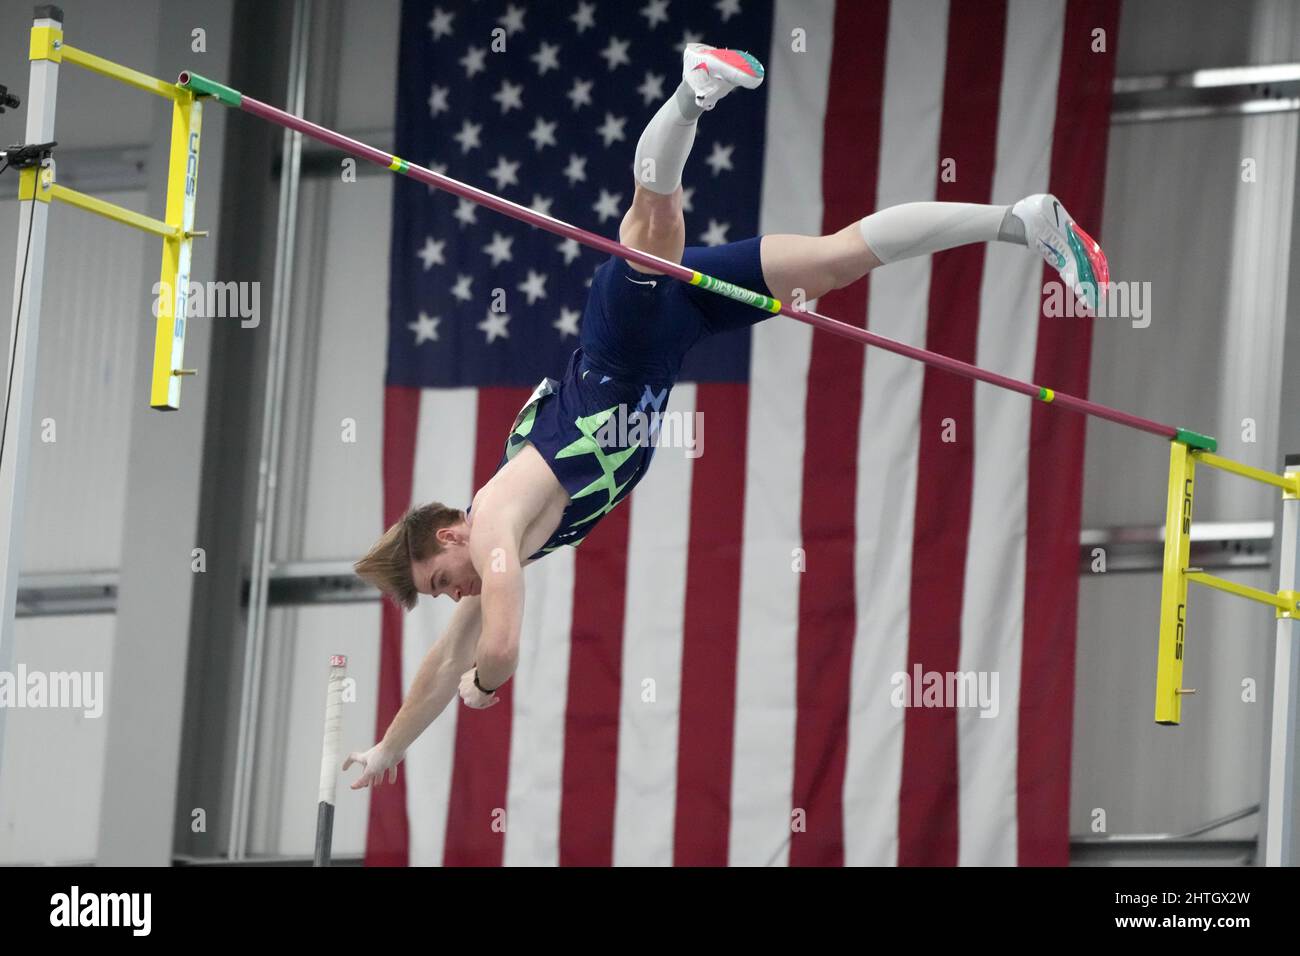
[
  {"x1": 0, "y1": 0, "x2": 231, "y2": 863},
  {"x1": 1071, "y1": 0, "x2": 1300, "y2": 845}
]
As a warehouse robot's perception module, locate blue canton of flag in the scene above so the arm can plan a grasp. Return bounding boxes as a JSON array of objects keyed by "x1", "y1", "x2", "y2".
[{"x1": 387, "y1": 0, "x2": 773, "y2": 389}]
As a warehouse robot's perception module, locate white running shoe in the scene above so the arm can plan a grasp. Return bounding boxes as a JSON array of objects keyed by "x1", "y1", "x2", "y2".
[
  {"x1": 1012, "y1": 193, "x2": 1109, "y2": 312},
  {"x1": 682, "y1": 43, "x2": 765, "y2": 110}
]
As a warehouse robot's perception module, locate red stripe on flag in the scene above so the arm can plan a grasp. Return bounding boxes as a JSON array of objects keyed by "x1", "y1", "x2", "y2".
[
  {"x1": 1019, "y1": 0, "x2": 1120, "y2": 866},
  {"x1": 442, "y1": 386, "x2": 529, "y2": 866},
  {"x1": 674, "y1": 382, "x2": 749, "y2": 865},
  {"x1": 789, "y1": 0, "x2": 889, "y2": 868},
  {"x1": 366, "y1": 384, "x2": 421, "y2": 867},
  {"x1": 559, "y1": 503, "x2": 631, "y2": 865},
  {"x1": 898, "y1": 0, "x2": 1007, "y2": 867}
]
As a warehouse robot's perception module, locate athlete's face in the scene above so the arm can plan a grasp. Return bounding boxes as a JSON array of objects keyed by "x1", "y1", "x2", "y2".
[{"x1": 412, "y1": 524, "x2": 481, "y2": 602}]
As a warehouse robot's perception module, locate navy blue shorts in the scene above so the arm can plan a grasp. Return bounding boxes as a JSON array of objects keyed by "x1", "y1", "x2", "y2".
[
  {"x1": 491, "y1": 237, "x2": 774, "y2": 562},
  {"x1": 577, "y1": 235, "x2": 774, "y2": 385}
]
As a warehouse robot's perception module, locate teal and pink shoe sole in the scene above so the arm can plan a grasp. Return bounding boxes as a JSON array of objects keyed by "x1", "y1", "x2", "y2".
[
  {"x1": 1065, "y1": 220, "x2": 1109, "y2": 311},
  {"x1": 707, "y1": 48, "x2": 765, "y2": 80}
]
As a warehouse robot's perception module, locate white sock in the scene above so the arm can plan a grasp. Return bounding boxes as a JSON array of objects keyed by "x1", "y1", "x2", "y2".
[
  {"x1": 858, "y1": 202, "x2": 1025, "y2": 264},
  {"x1": 632, "y1": 81, "x2": 704, "y2": 195}
]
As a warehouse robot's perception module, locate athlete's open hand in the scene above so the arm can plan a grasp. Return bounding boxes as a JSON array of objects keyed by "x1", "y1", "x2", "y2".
[
  {"x1": 343, "y1": 742, "x2": 402, "y2": 790},
  {"x1": 459, "y1": 668, "x2": 501, "y2": 709}
]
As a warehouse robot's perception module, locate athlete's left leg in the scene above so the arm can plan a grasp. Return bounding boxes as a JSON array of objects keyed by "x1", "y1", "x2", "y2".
[
  {"x1": 760, "y1": 197, "x2": 1109, "y2": 311},
  {"x1": 759, "y1": 203, "x2": 1025, "y2": 304}
]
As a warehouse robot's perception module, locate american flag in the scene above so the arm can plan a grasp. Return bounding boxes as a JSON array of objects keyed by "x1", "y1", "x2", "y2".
[{"x1": 370, "y1": 0, "x2": 1119, "y2": 865}]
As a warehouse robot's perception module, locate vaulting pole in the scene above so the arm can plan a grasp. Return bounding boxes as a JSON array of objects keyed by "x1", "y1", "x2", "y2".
[{"x1": 176, "y1": 69, "x2": 1214, "y2": 451}]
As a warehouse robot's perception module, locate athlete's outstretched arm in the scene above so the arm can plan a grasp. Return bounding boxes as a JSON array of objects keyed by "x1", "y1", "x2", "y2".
[
  {"x1": 465, "y1": 510, "x2": 525, "y2": 696},
  {"x1": 343, "y1": 595, "x2": 481, "y2": 789}
]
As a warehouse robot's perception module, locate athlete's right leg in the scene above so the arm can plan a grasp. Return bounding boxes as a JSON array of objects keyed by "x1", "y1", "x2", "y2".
[
  {"x1": 619, "y1": 184, "x2": 686, "y2": 274},
  {"x1": 620, "y1": 43, "x2": 764, "y2": 274}
]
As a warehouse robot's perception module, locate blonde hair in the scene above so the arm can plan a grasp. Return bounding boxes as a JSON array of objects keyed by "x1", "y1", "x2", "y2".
[{"x1": 353, "y1": 502, "x2": 464, "y2": 610}]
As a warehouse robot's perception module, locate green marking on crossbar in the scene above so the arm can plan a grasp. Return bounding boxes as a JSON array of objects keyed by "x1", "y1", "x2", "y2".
[
  {"x1": 689, "y1": 270, "x2": 781, "y2": 313},
  {"x1": 177, "y1": 71, "x2": 241, "y2": 108},
  {"x1": 1174, "y1": 428, "x2": 1217, "y2": 452}
]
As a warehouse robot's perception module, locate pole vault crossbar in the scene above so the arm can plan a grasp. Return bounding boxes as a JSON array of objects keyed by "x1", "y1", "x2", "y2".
[{"x1": 175, "y1": 69, "x2": 1217, "y2": 451}]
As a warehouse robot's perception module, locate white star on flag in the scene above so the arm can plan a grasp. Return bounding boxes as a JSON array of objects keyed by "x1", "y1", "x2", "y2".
[
  {"x1": 592, "y1": 189, "x2": 623, "y2": 223},
  {"x1": 497, "y1": 3, "x2": 527, "y2": 35},
  {"x1": 554, "y1": 306, "x2": 582, "y2": 338},
  {"x1": 557, "y1": 237, "x2": 582, "y2": 264},
  {"x1": 492, "y1": 79, "x2": 525, "y2": 114},
  {"x1": 567, "y1": 78, "x2": 594, "y2": 110},
  {"x1": 453, "y1": 198, "x2": 478, "y2": 227},
  {"x1": 453, "y1": 119, "x2": 482, "y2": 153},
  {"x1": 424, "y1": 159, "x2": 446, "y2": 194},
  {"x1": 478, "y1": 309, "x2": 511, "y2": 343},
  {"x1": 699, "y1": 218, "x2": 730, "y2": 246},
  {"x1": 488, "y1": 155, "x2": 521, "y2": 191},
  {"x1": 517, "y1": 269, "x2": 549, "y2": 305},
  {"x1": 601, "y1": 36, "x2": 632, "y2": 71},
  {"x1": 408, "y1": 311, "x2": 441, "y2": 345},
  {"x1": 528, "y1": 117, "x2": 558, "y2": 151},
  {"x1": 715, "y1": 0, "x2": 743, "y2": 23},
  {"x1": 529, "y1": 194, "x2": 554, "y2": 217},
  {"x1": 637, "y1": 71, "x2": 666, "y2": 106},
  {"x1": 640, "y1": 0, "x2": 671, "y2": 29},
  {"x1": 681, "y1": 186, "x2": 695, "y2": 212},
  {"x1": 482, "y1": 232, "x2": 515, "y2": 266},
  {"x1": 427, "y1": 7, "x2": 455, "y2": 41},
  {"x1": 450, "y1": 274, "x2": 474, "y2": 302},
  {"x1": 563, "y1": 154, "x2": 588, "y2": 185},
  {"x1": 597, "y1": 113, "x2": 628, "y2": 147},
  {"x1": 531, "y1": 41, "x2": 561, "y2": 75},
  {"x1": 571, "y1": 1, "x2": 596, "y2": 33},
  {"x1": 417, "y1": 236, "x2": 445, "y2": 270},
  {"x1": 675, "y1": 29, "x2": 704, "y2": 52},
  {"x1": 705, "y1": 141, "x2": 735, "y2": 175},
  {"x1": 459, "y1": 45, "x2": 487, "y2": 78},
  {"x1": 427, "y1": 84, "x2": 450, "y2": 116}
]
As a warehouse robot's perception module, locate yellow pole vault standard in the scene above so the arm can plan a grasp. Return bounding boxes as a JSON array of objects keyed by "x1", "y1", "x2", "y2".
[
  {"x1": 152, "y1": 89, "x2": 203, "y2": 410},
  {"x1": 1155, "y1": 446, "x2": 1300, "y2": 725},
  {"x1": 28, "y1": 19, "x2": 207, "y2": 410},
  {"x1": 1155, "y1": 441, "x2": 1196, "y2": 725}
]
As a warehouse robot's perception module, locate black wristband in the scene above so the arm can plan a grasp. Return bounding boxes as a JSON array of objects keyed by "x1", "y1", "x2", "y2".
[{"x1": 474, "y1": 669, "x2": 498, "y2": 695}]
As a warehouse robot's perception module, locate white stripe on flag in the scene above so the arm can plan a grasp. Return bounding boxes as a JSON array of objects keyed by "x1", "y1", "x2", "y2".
[
  {"x1": 957, "y1": 0, "x2": 1066, "y2": 867},
  {"x1": 728, "y1": 0, "x2": 832, "y2": 868},
  {"x1": 844, "y1": 0, "x2": 951, "y2": 867},
  {"x1": 612, "y1": 383, "x2": 697, "y2": 866},
  {"x1": 504, "y1": 544, "x2": 575, "y2": 866},
  {"x1": 403, "y1": 387, "x2": 478, "y2": 866}
]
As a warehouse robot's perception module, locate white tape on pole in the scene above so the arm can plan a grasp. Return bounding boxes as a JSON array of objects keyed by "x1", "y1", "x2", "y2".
[{"x1": 318, "y1": 655, "x2": 347, "y2": 806}]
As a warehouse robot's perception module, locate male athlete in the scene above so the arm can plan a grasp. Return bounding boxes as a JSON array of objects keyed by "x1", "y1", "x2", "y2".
[{"x1": 345, "y1": 43, "x2": 1107, "y2": 789}]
